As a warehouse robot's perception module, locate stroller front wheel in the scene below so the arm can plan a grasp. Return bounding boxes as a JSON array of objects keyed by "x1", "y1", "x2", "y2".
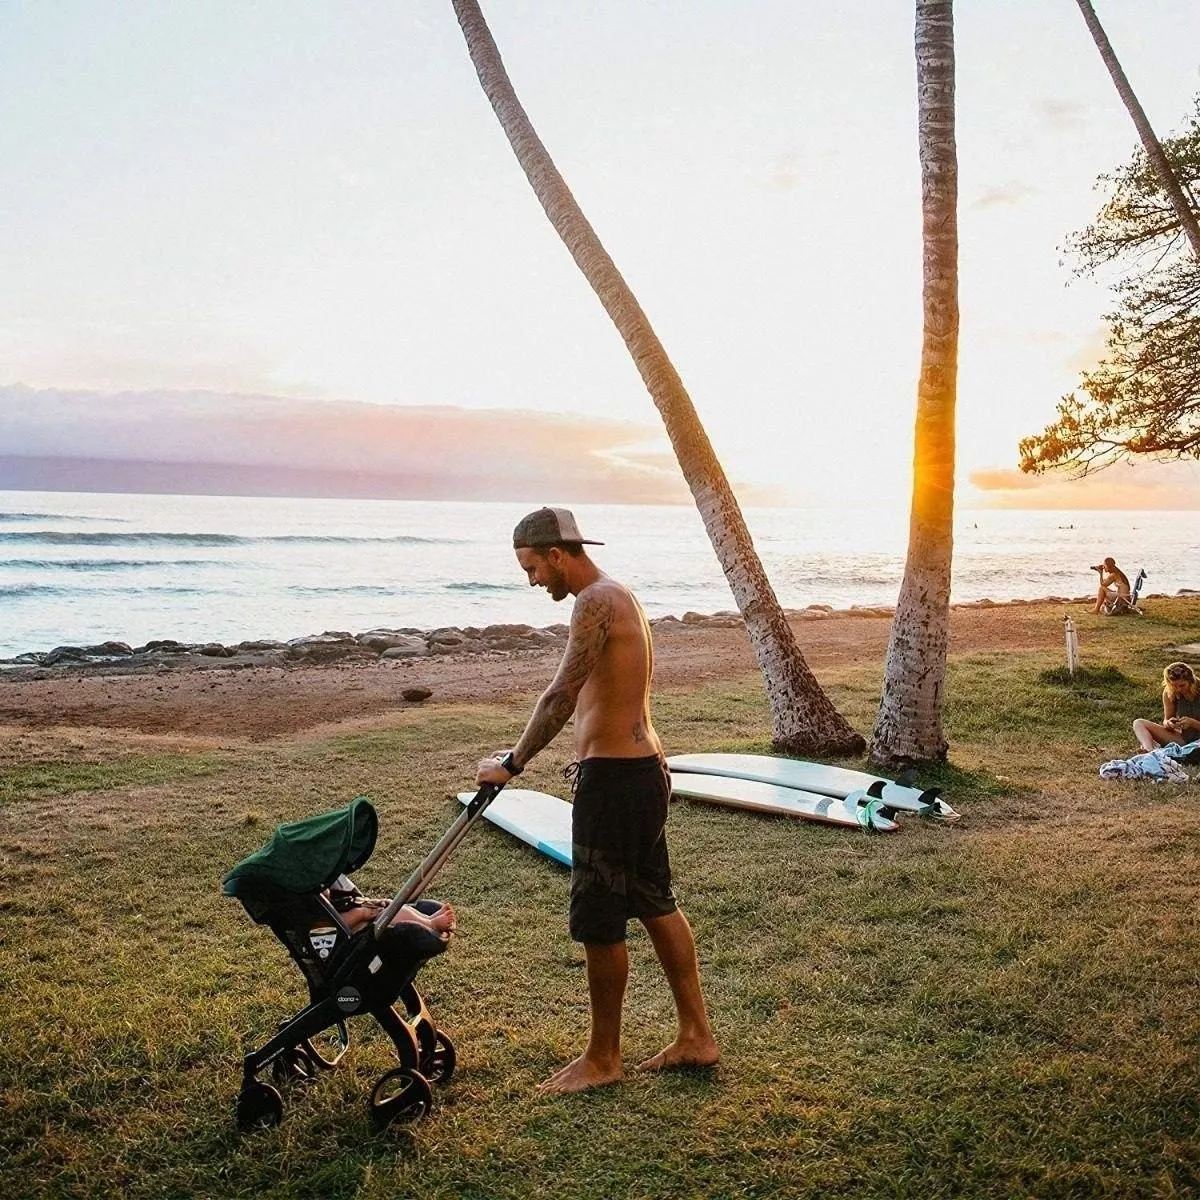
[
  {"x1": 236, "y1": 1081, "x2": 284, "y2": 1132},
  {"x1": 370, "y1": 1067, "x2": 433, "y2": 1129}
]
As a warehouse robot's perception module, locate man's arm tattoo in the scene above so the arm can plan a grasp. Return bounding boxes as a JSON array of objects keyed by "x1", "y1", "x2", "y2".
[{"x1": 512, "y1": 590, "x2": 614, "y2": 766}]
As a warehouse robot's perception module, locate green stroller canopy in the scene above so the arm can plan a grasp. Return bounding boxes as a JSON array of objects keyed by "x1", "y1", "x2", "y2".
[{"x1": 222, "y1": 796, "x2": 378, "y2": 896}]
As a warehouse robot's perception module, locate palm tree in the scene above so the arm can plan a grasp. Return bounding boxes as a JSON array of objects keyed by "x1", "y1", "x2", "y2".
[
  {"x1": 1074, "y1": 0, "x2": 1200, "y2": 260},
  {"x1": 449, "y1": 0, "x2": 863, "y2": 756},
  {"x1": 869, "y1": 0, "x2": 958, "y2": 769}
]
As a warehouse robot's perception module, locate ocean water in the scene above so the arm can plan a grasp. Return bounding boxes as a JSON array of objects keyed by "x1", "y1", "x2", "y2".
[{"x1": 0, "y1": 490, "x2": 1196, "y2": 660}]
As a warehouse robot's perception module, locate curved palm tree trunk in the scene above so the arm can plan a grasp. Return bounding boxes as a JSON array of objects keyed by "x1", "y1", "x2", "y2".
[
  {"x1": 869, "y1": 0, "x2": 958, "y2": 769},
  {"x1": 1075, "y1": 0, "x2": 1200, "y2": 260},
  {"x1": 450, "y1": 0, "x2": 863, "y2": 755}
]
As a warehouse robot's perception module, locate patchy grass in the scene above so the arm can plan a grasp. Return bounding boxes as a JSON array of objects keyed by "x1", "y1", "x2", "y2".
[{"x1": 2, "y1": 603, "x2": 1199, "y2": 1198}]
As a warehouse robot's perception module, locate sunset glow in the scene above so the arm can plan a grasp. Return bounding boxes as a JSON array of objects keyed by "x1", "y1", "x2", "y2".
[{"x1": 1, "y1": 2, "x2": 1198, "y2": 508}]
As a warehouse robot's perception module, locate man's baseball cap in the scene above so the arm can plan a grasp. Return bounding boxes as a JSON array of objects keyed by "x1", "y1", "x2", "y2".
[{"x1": 512, "y1": 507, "x2": 604, "y2": 548}]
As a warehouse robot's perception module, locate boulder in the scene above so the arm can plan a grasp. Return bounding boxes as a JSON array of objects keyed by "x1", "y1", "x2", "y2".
[
  {"x1": 137, "y1": 639, "x2": 191, "y2": 654},
  {"x1": 380, "y1": 636, "x2": 428, "y2": 659},
  {"x1": 42, "y1": 646, "x2": 90, "y2": 665},
  {"x1": 428, "y1": 630, "x2": 467, "y2": 648},
  {"x1": 402, "y1": 687, "x2": 433, "y2": 702},
  {"x1": 196, "y1": 643, "x2": 236, "y2": 657},
  {"x1": 83, "y1": 641, "x2": 133, "y2": 657},
  {"x1": 704, "y1": 613, "x2": 744, "y2": 628},
  {"x1": 357, "y1": 629, "x2": 423, "y2": 653},
  {"x1": 285, "y1": 633, "x2": 361, "y2": 662}
]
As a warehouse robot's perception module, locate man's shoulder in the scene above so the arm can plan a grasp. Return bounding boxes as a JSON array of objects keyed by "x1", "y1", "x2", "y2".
[
  {"x1": 575, "y1": 577, "x2": 636, "y2": 611},
  {"x1": 570, "y1": 578, "x2": 640, "y2": 631}
]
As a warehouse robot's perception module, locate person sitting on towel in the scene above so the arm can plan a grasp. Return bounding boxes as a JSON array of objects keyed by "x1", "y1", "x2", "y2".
[
  {"x1": 1132, "y1": 662, "x2": 1200, "y2": 751},
  {"x1": 1091, "y1": 556, "x2": 1130, "y2": 613}
]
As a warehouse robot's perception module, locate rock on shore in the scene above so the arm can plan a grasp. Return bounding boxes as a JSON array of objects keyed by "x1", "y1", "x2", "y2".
[{"x1": 3, "y1": 590, "x2": 1192, "y2": 679}]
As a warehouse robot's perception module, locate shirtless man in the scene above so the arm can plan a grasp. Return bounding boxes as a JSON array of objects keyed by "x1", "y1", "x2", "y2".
[{"x1": 476, "y1": 507, "x2": 719, "y2": 1094}]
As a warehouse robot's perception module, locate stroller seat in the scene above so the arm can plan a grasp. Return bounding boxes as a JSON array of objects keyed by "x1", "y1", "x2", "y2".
[{"x1": 222, "y1": 797, "x2": 456, "y2": 1131}]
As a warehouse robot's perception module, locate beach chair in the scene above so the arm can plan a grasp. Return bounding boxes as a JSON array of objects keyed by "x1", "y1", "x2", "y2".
[{"x1": 1102, "y1": 568, "x2": 1147, "y2": 615}]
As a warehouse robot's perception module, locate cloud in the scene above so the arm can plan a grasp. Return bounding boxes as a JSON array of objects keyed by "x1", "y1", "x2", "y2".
[
  {"x1": 760, "y1": 154, "x2": 801, "y2": 193},
  {"x1": 1034, "y1": 99, "x2": 1088, "y2": 131},
  {"x1": 0, "y1": 385, "x2": 781, "y2": 505},
  {"x1": 972, "y1": 182, "x2": 1037, "y2": 210},
  {"x1": 1064, "y1": 323, "x2": 1111, "y2": 373},
  {"x1": 968, "y1": 459, "x2": 1200, "y2": 509}
]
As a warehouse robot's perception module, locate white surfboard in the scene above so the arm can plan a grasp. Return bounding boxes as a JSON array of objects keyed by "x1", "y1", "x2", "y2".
[
  {"x1": 669, "y1": 772, "x2": 899, "y2": 833},
  {"x1": 457, "y1": 788, "x2": 572, "y2": 867},
  {"x1": 666, "y1": 753, "x2": 958, "y2": 821}
]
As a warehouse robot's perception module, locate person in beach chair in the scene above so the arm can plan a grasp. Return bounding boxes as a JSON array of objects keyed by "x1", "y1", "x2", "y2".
[
  {"x1": 222, "y1": 797, "x2": 458, "y2": 1132},
  {"x1": 1091, "y1": 556, "x2": 1132, "y2": 613},
  {"x1": 1102, "y1": 565, "x2": 1147, "y2": 615},
  {"x1": 1132, "y1": 662, "x2": 1200, "y2": 755}
]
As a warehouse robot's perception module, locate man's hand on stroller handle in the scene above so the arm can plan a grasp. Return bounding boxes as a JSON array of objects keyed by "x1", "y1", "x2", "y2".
[{"x1": 476, "y1": 750, "x2": 521, "y2": 785}]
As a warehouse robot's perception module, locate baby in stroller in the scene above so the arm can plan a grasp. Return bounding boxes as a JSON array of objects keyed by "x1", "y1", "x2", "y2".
[
  {"x1": 326, "y1": 875, "x2": 456, "y2": 939},
  {"x1": 223, "y1": 796, "x2": 460, "y2": 1131}
]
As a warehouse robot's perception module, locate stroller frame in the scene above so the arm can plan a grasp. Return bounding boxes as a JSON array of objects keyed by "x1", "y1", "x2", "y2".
[{"x1": 224, "y1": 782, "x2": 504, "y2": 1131}]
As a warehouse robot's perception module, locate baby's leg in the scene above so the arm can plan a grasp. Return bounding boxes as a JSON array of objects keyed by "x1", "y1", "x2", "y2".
[{"x1": 396, "y1": 902, "x2": 456, "y2": 937}]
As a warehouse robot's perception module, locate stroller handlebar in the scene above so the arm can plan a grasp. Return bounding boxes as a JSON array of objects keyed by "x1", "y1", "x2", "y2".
[{"x1": 371, "y1": 780, "x2": 505, "y2": 937}]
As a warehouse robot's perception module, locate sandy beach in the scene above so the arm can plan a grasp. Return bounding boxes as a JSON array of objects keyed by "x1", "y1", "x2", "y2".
[{"x1": 0, "y1": 601, "x2": 1073, "y2": 740}]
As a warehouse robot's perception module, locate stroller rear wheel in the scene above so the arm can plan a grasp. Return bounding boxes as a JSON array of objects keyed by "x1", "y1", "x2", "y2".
[
  {"x1": 370, "y1": 1066, "x2": 433, "y2": 1129},
  {"x1": 422, "y1": 1030, "x2": 457, "y2": 1085},
  {"x1": 236, "y1": 1081, "x2": 284, "y2": 1132}
]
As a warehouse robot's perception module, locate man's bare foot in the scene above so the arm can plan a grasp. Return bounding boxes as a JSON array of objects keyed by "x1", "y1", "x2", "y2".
[
  {"x1": 637, "y1": 1035, "x2": 720, "y2": 1072},
  {"x1": 536, "y1": 1054, "x2": 625, "y2": 1094}
]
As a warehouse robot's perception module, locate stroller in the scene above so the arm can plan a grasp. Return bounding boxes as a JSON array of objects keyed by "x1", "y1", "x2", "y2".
[{"x1": 222, "y1": 782, "x2": 504, "y2": 1131}]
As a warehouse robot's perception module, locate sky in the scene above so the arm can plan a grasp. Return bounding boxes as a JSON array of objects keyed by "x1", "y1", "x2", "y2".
[{"x1": 2, "y1": 0, "x2": 1199, "y2": 509}]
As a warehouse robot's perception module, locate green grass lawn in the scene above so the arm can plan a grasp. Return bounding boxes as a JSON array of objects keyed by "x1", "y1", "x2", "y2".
[{"x1": 2, "y1": 602, "x2": 1199, "y2": 1198}]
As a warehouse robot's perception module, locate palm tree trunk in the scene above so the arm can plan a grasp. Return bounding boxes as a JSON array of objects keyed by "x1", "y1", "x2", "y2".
[
  {"x1": 1075, "y1": 0, "x2": 1200, "y2": 260},
  {"x1": 449, "y1": 0, "x2": 863, "y2": 755},
  {"x1": 869, "y1": 0, "x2": 958, "y2": 769}
]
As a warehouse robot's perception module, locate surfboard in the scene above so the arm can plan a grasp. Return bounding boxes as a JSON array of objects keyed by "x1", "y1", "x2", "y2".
[
  {"x1": 669, "y1": 772, "x2": 899, "y2": 833},
  {"x1": 457, "y1": 788, "x2": 572, "y2": 867},
  {"x1": 665, "y1": 753, "x2": 959, "y2": 821}
]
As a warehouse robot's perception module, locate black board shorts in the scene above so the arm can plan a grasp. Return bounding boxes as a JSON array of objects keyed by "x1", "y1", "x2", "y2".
[{"x1": 568, "y1": 755, "x2": 677, "y2": 945}]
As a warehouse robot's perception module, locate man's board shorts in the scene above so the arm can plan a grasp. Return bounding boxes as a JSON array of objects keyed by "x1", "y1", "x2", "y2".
[{"x1": 568, "y1": 755, "x2": 677, "y2": 944}]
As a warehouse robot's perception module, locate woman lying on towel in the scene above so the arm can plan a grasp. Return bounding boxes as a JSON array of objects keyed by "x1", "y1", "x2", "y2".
[{"x1": 1132, "y1": 662, "x2": 1200, "y2": 751}]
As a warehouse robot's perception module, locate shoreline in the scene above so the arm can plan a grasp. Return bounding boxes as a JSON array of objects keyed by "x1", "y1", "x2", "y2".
[
  {"x1": 4, "y1": 590, "x2": 1180, "y2": 675},
  {"x1": 3, "y1": 595, "x2": 1196, "y2": 743}
]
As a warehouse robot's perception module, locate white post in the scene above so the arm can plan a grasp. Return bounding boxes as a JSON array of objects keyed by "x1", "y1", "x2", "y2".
[{"x1": 1063, "y1": 615, "x2": 1079, "y2": 675}]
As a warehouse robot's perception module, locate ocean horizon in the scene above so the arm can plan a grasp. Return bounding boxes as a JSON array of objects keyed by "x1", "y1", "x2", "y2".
[{"x1": 1, "y1": 489, "x2": 1197, "y2": 660}]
